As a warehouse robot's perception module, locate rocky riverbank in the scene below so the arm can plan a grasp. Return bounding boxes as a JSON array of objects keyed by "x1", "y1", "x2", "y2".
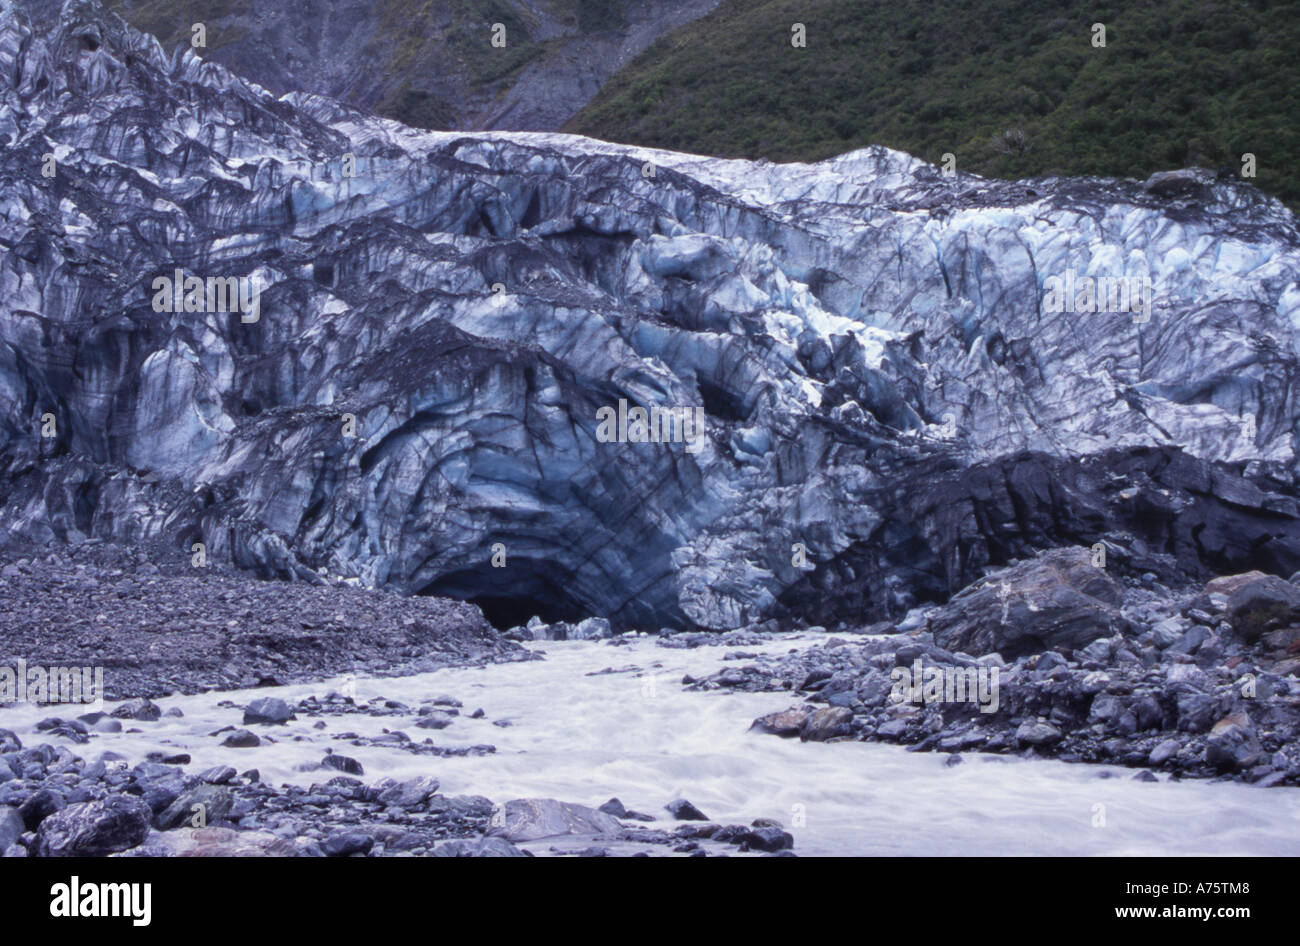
[
  {"x1": 690, "y1": 548, "x2": 1300, "y2": 786},
  {"x1": 0, "y1": 691, "x2": 795, "y2": 858},
  {"x1": 0, "y1": 546, "x2": 798, "y2": 856}
]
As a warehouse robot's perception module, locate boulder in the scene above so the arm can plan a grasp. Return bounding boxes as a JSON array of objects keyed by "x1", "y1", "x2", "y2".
[
  {"x1": 570, "y1": 617, "x2": 614, "y2": 640},
  {"x1": 36, "y1": 796, "x2": 152, "y2": 857},
  {"x1": 198, "y1": 766, "x2": 238, "y2": 785},
  {"x1": 738, "y1": 826, "x2": 794, "y2": 852},
  {"x1": 243, "y1": 697, "x2": 295, "y2": 725},
  {"x1": 664, "y1": 799, "x2": 709, "y2": 821},
  {"x1": 111, "y1": 699, "x2": 161, "y2": 722},
  {"x1": 930, "y1": 548, "x2": 1127, "y2": 658},
  {"x1": 375, "y1": 776, "x2": 440, "y2": 809},
  {"x1": 1226, "y1": 575, "x2": 1300, "y2": 643},
  {"x1": 597, "y1": 798, "x2": 627, "y2": 817},
  {"x1": 414, "y1": 711, "x2": 454, "y2": 730},
  {"x1": 488, "y1": 798, "x2": 620, "y2": 842},
  {"x1": 321, "y1": 754, "x2": 364, "y2": 776},
  {"x1": 749, "y1": 706, "x2": 813, "y2": 738},
  {"x1": 1204, "y1": 713, "x2": 1263, "y2": 772},
  {"x1": 800, "y1": 706, "x2": 855, "y2": 742},
  {"x1": 220, "y1": 729, "x2": 260, "y2": 748},
  {"x1": 1015, "y1": 720, "x2": 1063, "y2": 746}
]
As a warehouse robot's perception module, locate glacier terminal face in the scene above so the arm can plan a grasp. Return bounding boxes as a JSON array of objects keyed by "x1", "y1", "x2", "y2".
[{"x1": 3, "y1": 0, "x2": 1300, "y2": 631}]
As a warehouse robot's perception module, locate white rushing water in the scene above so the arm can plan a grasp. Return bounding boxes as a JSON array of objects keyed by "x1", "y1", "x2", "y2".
[{"x1": 5, "y1": 633, "x2": 1300, "y2": 855}]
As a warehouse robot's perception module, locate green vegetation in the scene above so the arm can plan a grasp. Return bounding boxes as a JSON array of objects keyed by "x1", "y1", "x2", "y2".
[
  {"x1": 574, "y1": 0, "x2": 629, "y2": 33},
  {"x1": 378, "y1": 84, "x2": 456, "y2": 129},
  {"x1": 567, "y1": 0, "x2": 1300, "y2": 207},
  {"x1": 106, "y1": 0, "x2": 255, "y2": 54}
]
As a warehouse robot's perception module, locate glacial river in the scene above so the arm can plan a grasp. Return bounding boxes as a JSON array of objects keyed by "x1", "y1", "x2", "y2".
[{"x1": 4, "y1": 633, "x2": 1299, "y2": 855}]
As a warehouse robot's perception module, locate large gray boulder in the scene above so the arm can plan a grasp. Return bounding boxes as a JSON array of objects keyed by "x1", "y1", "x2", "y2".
[
  {"x1": 929, "y1": 548, "x2": 1128, "y2": 658},
  {"x1": 35, "y1": 796, "x2": 152, "y2": 857},
  {"x1": 487, "y1": 798, "x2": 621, "y2": 842},
  {"x1": 1226, "y1": 575, "x2": 1300, "y2": 643},
  {"x1": 243, "y1": 698, "x2": 296, "y2": 725},
  {"x1": 374, "y1": 775, "x2": 441, "y2": 809}
]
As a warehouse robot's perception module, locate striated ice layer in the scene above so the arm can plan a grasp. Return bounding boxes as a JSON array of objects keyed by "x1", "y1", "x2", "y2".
[{"x1": 2, "y1": 1, "x2": 1300, "y2": 630}]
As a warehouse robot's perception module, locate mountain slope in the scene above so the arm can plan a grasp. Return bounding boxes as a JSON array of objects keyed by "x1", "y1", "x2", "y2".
[
  {"x1": 567, "y1": 0, "x2": 1300, "y2": 208},
  {"x1": 102, "y1": 0, "x2": 721, "y2": 130}
]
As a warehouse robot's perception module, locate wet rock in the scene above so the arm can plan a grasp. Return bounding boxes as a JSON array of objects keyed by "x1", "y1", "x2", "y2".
[
  {"x1": 738, "y1": 826, "x2": 794, "y2": 852},
  {"x1": 800, "y1": 706, "x2": 855, "y2": 742},
  {"x1": 665, "y1": 799, "x2": 709, "y2": 821},
  {"x1": 597, "y1": 798, "x2": 627, "y2": 817},
  {"x1": 243, "y1": 698, "x2": 295, "y2": 725},
  {"x1": 321, "y1": 754, "x2": 364, "y2": 776},
  {"x1": 148, "y1": 752, "x2": 191, "y2": 766},
  {"x1": 35, "y1": 795, "x2": 152, "y2": 857},
  {"x1": 488, "y1": 799, "x2": 621, "y2": 841},
  {"x1": 136, "y1": 776, "x2": 189, "y2": 816},
  {"x1": 199, "y1": 766, "x2": 238, "y2": 785},
  {"x1": 375, "y1": 776, "x2": 440, "y2": 809},
  {"x1": 111, "y1": 699, "x2": 160, "y2": 722},
  {"x1": 749, "y1": 706, "x2": 812, "y2": 738},
  {"x1": 414, "y1": 711, "x2": 454, "y2": 730},
  {"x1": 221, "y1": 729, "x2": 261, "y2": 748}
]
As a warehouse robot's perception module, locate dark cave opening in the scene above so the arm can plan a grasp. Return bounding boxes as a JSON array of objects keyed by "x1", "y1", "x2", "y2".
[
  {"x1": 698, "y1": 378, "x2": 749, "y2": 422},
  {"x1": 418, "y1": 564, "x2": 590, "y2": 630},
  {"x1": 468, "y1": 594, "x2": 582, "y2": 630}
]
